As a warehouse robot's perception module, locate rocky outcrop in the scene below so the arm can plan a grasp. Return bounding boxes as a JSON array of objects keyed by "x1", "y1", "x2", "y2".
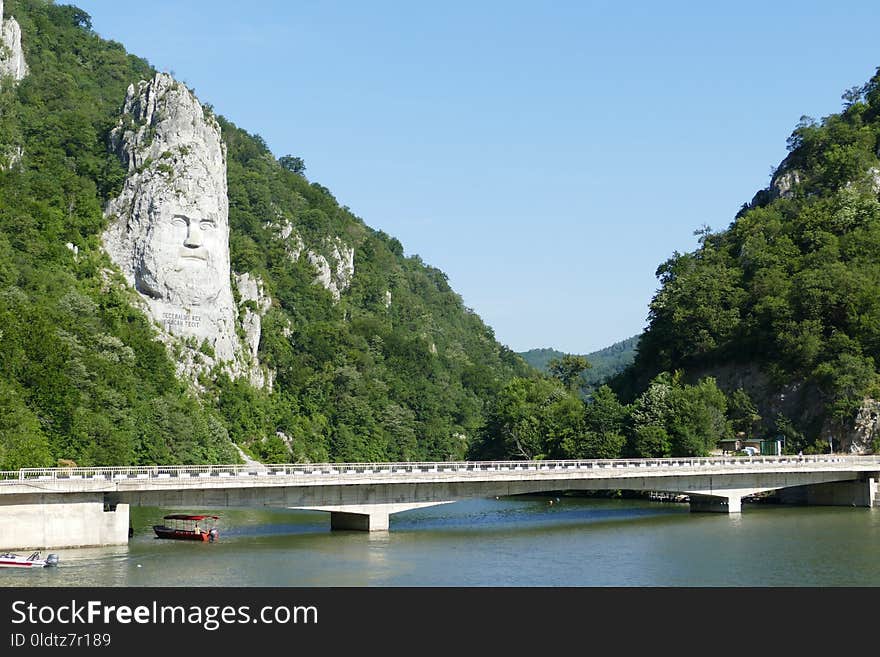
[
  {"x1": 690, "y1": 361, "x2": 880, "y2": 454},
  {"x1": 0, "y1": 144, "x2": 22, "y2": 171},
  {"x1": 822, "y1": 399, "x2": 880, "y2": 454},
  {"x1": 770, "y1": 170, "x2": 801, "y2": 199},
  {"x1": 869, "y1": 167, "x2": 880, "y2": 194},
  {"x1": 267, "y1": 220, "x2": 306, "y2": 261},
  {"x1": 103, "y1": 72, "x2": 245, "y2": 381},
  {"x1": 750, "y1": 154, "x2": 880, "y2": 209},
  {"x1": 235, "y1": 272, "x2": 273, "y2": 389},
  {"x1": 267, "y1": 220, "x2": 354, "y2": 302},
  {"x1": 307, "y1": 237, "x2": 354, "y2": 301},
  {"x1": 0, "y1": 0, "x2": 28, "y2": 82}
]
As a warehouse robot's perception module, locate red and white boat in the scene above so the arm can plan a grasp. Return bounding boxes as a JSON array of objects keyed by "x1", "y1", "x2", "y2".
[
  {"x1": 153, "y1": 514, "x2": 220, "y2": 542},
  {"x1": 0, "y1": 551, "x2": 59, "y2": 568}
]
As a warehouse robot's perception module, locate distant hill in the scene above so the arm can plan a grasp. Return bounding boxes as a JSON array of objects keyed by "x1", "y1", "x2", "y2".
[{"x1": 519, "y1": 335, "x2": 640, "y2": 391}]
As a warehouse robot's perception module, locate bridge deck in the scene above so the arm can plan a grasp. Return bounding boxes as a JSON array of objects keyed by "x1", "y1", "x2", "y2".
[
  {"x1": 2, "y1": 455, "x2": 879, "y2": 548},
  {"x1": 1, "y1": 455, "x2": 877, "y2": 494}
]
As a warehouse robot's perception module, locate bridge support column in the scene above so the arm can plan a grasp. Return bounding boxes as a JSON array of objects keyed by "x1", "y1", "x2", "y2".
[
  {"x1": 689, "y1": 493, "x2": 742, "y2": 514},
  {"x1": 330, "y1": 511, "x2": 389, "y2": 531},
  {"x1": 297, "y1": 501, "x2": 455, "y2": 532},
  {"x1": 0, "y1": 493, "x2": 129, "y2": 550}
]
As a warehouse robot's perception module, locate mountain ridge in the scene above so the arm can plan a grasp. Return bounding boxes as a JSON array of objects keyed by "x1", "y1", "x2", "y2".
[{"x1": 518, "y1": 335, "x2": 639, "y2": 392}]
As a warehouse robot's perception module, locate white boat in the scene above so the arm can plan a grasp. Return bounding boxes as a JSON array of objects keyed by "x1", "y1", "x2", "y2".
[{"x1": 0, "y1": 551, "x2": 59, "y2": 568}]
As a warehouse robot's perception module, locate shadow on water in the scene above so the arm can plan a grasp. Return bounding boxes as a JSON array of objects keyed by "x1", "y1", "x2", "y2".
[
  {"x1": 389, "y1": 495, "x2": 691, "y2": 536},
  {"x1": 128, "y1": 497, "x2": 691, "y2": 542}
]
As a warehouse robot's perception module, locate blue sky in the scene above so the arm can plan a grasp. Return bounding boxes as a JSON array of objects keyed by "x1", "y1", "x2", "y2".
[{"x1": 72, "y1": 0, "x2": 880, "y2": 354}]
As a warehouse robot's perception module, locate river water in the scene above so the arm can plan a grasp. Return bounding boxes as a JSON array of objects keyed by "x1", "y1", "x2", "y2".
[{"x1": 3, "y1": 495, "x2": 880, "y2": 587}]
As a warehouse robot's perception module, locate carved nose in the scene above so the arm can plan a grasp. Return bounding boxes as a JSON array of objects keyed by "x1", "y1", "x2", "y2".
[{"x1": 184, "y1": 223, "x2": 203, "y2": 248}]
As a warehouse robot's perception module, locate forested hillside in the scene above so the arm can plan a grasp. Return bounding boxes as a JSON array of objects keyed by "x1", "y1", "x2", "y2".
[
  {"x1": 0, "y1": 0, "x2": 530, "y2": 469},
  {"x1": 519, "y1": 335, "x2": 639, "y2": 393},
  {"x1": 613, "y1": 69, "x2": 880, "y2": 453}
]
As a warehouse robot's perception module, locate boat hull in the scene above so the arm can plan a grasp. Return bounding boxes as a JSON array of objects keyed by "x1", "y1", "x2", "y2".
[
  {"x1": 152, "y1": 526, "x2": 211, "y2": 541},
  {"x1": 0, "y1": 559, "x2": 44, "y2": 568},
  {"x1": 0, "y1": 553, "x2": 57, "y2": 568}
]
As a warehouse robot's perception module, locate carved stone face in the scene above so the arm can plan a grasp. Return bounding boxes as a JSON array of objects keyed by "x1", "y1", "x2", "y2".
[
  {"x1": 134, "y1": 190, "x2": 229, "y2": 307},
  {"x1": 103, "y1": 73, "x2": 240, "y2": 365}
]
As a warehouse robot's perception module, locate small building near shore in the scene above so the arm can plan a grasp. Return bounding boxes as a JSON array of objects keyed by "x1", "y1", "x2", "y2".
[{"x1": 718, "y1": 437, "x2": 782, "y2": 456}]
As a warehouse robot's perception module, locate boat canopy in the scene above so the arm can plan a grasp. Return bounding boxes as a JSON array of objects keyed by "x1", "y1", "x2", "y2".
[{"x1": 162, "y1": 514, "x2": 220, "y2": 521}]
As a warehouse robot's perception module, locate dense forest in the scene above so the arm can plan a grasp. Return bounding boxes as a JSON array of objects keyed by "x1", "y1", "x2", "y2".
[{"x1": 0, "y1": 0, "x2": 531, "y2": 470}]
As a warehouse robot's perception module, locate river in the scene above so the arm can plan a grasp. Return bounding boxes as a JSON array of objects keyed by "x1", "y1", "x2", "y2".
[{"x1": 3, "y1": 495, "x2": 879, "y2": 587}]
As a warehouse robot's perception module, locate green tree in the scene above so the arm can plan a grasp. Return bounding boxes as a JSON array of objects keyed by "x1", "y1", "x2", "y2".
[
  {"x1": 278, "y1": 155, "x2": 306, "y2": 175},
  {"x1": 477, "y1": 377, "x2": 583, "y2": 460},
  {"x1": 563, "y1": 385, "x2": 628, "y2": 459},
  {"x1": 628, "y1": 372, "x2": 730, "y2": 457},
  {"x1": 0, "y1": 382, "x2": 54, "y2": 470},
  {"x1": 633, "y1": 425, "x2": 671, "y2": 458},
  {"x1": 728, "y1": 388, "x2": 761, "y2": 436},
  {"x1": 548, "y1": 354, "x2": 591, "y2": 391},
  {"x1": 666, "y1": 376, "x2": 731, "y2": 456}
]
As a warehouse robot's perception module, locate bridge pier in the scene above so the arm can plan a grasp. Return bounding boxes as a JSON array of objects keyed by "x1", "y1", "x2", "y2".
[
  {"x1": 298, "y1": 501, "x2": 455, "y2": 532},
  {"x1": 688, "y1": 493, "x2": 743, "y2": 514},
  {"x1": 0, "y1": 493, "x2": 129, "y2": 550},
  {"x1": 330, "y1": 511, "x2": 389, "y2": 531}
]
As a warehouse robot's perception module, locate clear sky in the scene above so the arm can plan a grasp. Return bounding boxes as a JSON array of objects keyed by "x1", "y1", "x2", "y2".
[{"x1": 71, "y1": 0, "x2": 880, "y2": 354}]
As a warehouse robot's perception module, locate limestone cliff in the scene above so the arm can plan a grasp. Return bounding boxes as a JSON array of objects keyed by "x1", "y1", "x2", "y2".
[
  {"x1": 0, "y1": 0, "x2": 27, "y2": 82},
  {"x1": 234, "y1": 272, "x2": 273, "y2": 390},
  {"x1": 307, "y1": 237, "x2": 355, "y2": 301},
  {"x1": 822, "y1": 399, "x2": 880, "y2": 454},
  {"x1": 268, "y1": 219, "x2": 355, "y2": 301},
  {"x1": 102, "y1": 72, "x2": 247, "y2": 382}
]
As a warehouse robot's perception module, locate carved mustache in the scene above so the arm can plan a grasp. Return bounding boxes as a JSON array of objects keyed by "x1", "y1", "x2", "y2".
[{"x1": 178, "y1": 247, "x2": 209, "y2": 261}]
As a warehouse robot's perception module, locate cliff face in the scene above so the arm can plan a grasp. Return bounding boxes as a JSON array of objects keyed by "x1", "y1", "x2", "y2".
[
  {"x1": 0, "y1": 0, "x2": 28, "y2": 82},
  {"x1": 689, "y1": 361, "x2": 879, "y2": 454},
  {"x1": 0, "y1": 0, "x2": 26, "y2": 169},
  {"x1": 234, "y1": 271, "x2": 272, "y2": 389},
  {"x1": 102, "y1": 73, "x2": 248, "y2": 381},
  {"x1": 267, "y1": 219, "x2": 355, "y2": 302}
]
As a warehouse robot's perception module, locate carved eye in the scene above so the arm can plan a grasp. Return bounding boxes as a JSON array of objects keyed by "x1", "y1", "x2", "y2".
[
  {"x1": 200, "y1": 219, "x2": 216, "y2": 231},
  {"x1": 172, "y1": 216, "x2": 188, "y2": 227}
]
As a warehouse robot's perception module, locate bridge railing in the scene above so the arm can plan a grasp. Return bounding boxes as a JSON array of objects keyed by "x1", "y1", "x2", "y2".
[{"x1": 1, "y1": 454, "x2": 878, "y2": 484}]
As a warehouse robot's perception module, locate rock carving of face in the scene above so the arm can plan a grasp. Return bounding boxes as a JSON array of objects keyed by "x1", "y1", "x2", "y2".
[{"x1": 134, "y1": 191, "x2": 229, "y2": 307}]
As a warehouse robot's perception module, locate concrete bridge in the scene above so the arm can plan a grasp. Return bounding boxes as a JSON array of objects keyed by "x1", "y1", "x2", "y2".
[{"x1": 1, "y1": 454, "x2": 878, "y2": 550}]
